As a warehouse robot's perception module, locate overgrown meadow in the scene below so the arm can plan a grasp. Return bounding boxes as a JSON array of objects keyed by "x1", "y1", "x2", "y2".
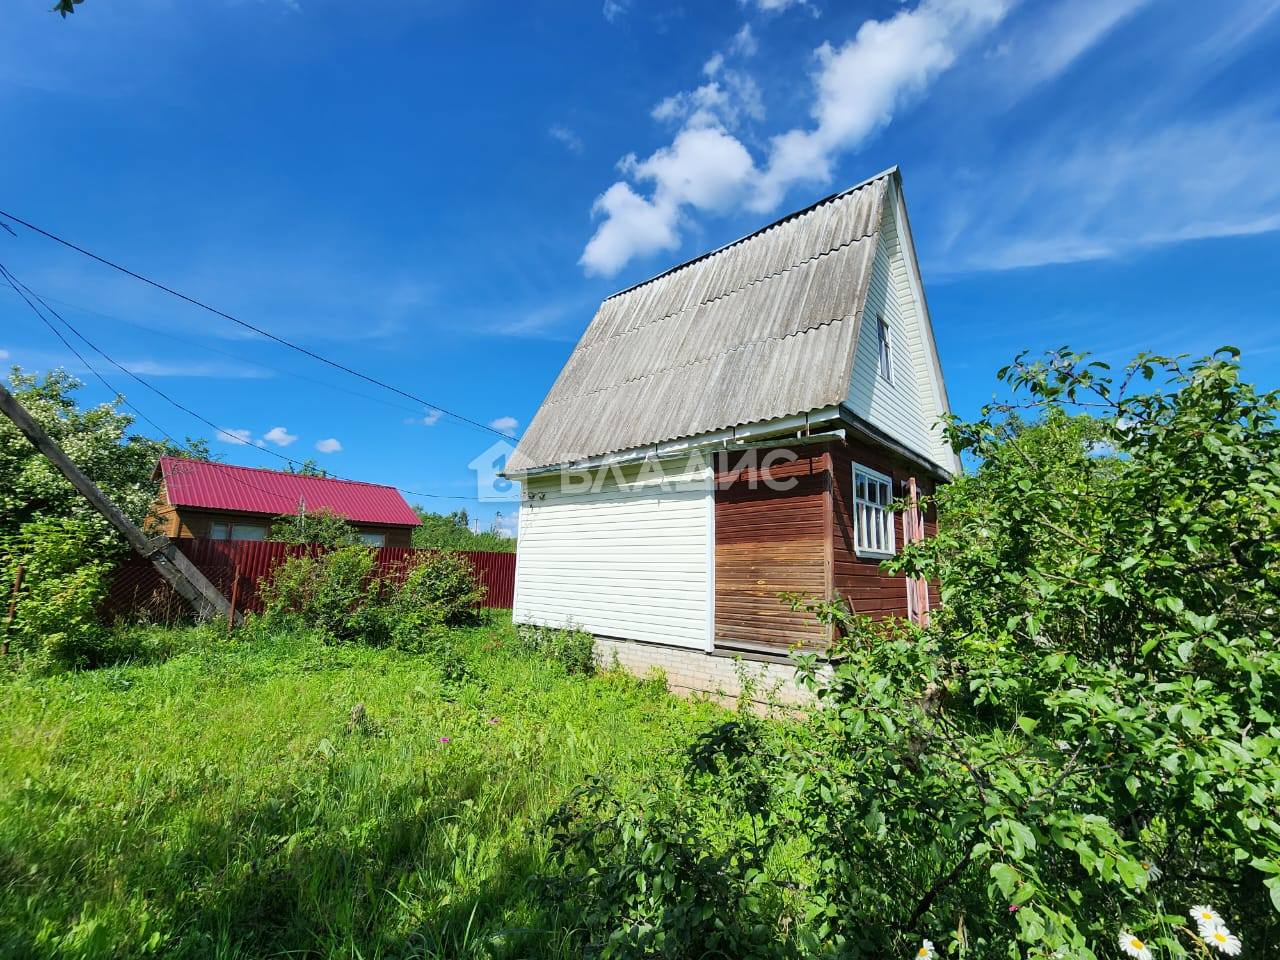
[
  {"x1": 0, "y1": 615, "x2": 724, "y2": 959},
  {"x1": 2, "y1": 349, "x2": 1278, "y2": 959}
]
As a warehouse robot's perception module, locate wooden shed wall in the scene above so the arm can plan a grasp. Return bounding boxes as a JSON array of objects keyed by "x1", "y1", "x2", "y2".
[
  {"x1": 152, "y1": 505, "x2": 414, "y2": 547},
  {"x1": 713, "y1": 446, "x2": 831, "y2": 652}
]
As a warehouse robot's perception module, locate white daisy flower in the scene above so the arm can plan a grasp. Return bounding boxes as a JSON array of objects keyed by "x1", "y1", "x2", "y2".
[
  {"x1": 1205, "y1": 923, "x2": 1242, "y2": 956},
  {"x1": 1139, "y1": 860, "x2": 1162, "y2": 881},
  {"x1": 1119, "y1": 930, "x2": 1152, "y2": 960},
  {"x1": 1190, "y1": 905, "x2": 1223, "y2": 934},
  {"x1": 916, "y1": 939, "x2": 937, "y2": 959}
]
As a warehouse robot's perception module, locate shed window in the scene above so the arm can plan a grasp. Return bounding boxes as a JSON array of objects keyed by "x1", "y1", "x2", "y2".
[
  {"x1": 877, "y1": 317, "x2": 893, "y2": 383},
  {"x1": 359, "y1": 532, "x2": 386, "y2": 547},
  {"x1": 853, "y1": 464, "x2": 895, "y2": 557},
  {"x1": 210, "y1": 522, "x2": 266, "y2": 541}
]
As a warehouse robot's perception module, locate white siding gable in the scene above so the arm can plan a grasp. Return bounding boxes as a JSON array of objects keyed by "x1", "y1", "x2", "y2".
[
  {"x1": 846, "y1": 187, "x2": 953, "y2": 474},
  {"x1": 513, "y1": 456, "x2": 712, "y2": 649}
]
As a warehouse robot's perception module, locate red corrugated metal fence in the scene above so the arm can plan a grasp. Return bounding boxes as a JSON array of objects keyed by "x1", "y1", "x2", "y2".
[{"x1": 105, "y1": 539, "x2": 515, "y2": 623}]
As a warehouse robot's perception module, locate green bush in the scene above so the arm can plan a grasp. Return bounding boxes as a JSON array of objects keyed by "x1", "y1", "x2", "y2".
[
  {"x1": 513, "y1": 623, "x2": 596, "y2": 675},
  {"x1": 386, "y1": 550, "x2": 486, "y2": 651},
  {"x1": 256, "y1": 547, "x2": 486, "y2": 649},
  {"x1": 257, "y1": 546, "x2": 387, "y2": 644},
  {"x1": 1, "y1": 518, "x2": 111, "y2": 671},
  {"x1": 540, "y1": 348, "x2": 1280, "y2": 959},
  {"x1": 266, "y1": 507, "x2": 361, "y2": 547}
]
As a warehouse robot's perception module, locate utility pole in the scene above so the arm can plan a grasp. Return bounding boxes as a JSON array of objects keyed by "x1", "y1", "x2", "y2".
[{"x1": 0, "y1": 382, "x2": 238, "y2": 623}]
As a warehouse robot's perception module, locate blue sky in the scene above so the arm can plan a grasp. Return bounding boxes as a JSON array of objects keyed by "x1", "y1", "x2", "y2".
[{"x1": 3, "y1": 0, "x2": 1278, "y2": 535}]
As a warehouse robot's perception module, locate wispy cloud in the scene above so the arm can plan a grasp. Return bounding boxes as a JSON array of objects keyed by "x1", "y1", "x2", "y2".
[
  {"x1": 938, "y1": 109, "x2": 1280, "y2": 273},
  {"x1": 119, "y1": 359, "x2": 273, "y2": 379},
  {"x1": 489, "y1": 416, "x2": 519, "y2": 437},
  {"x1": 315, "y1": 437, "x2": 342, "y2": 453},
  {"x1": 580, "y1": 0, "x2": 1013, "y2": 276},
  {"x1": 977, "y1": 0, "x2": 1155, "y2": 103},
  {"x1": 729, "y1": 24, "x2": 758, "y2": 57},
  {"x1": 491, "y1": 508, "x2": 519, "y2": 538},
  {"x1": 0, "y1": 349, "x2": 9, "y2": 361},
  {"x1": 739, "y1": 0, "x2": 809, "y2": 13},
  {"x1": 602, "y1": 0, "x2": 628, "y2": 23},
  {"x1": 408, "y1": 408, "x2": 443, "y2": 427},
  {"x1": 217, "y1": 427, "x2": 254, "y2": 446},
  {"x1": 549, "y1": 124, "x2": 584, "y2": 154},
  {"x1": 263, "y1": 426, "x2": 298, "y2": 446}
]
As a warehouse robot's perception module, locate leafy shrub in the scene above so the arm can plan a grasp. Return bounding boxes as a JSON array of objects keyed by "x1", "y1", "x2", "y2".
[
  {"x1": 543, "y1": 772, "x2": 795, "y2": 960},
  {"x1": 513, "y1": 623, "x2": 596, "y2": 675},
  {"x1": 257, "y1": 546, "x2": 387, "y2": 644},
  {"x1": 2, "y1": 518, "x2": 111, "y2": 671},
  {"x1": 386, "y1": 550, "x2": 486, "y2": 651},
  {"x1": 256, "y1": 547, "x2": 486, "y2": 649},
  {"x1": 267, "y1": 507, "x2": 361, "y2": 547},
  {"x1": 541, "y1": 348, "x2": 1280, "y2": 959}
]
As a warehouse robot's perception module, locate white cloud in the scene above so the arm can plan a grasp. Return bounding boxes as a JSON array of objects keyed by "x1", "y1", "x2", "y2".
[
  {"x1": 217, "y1": 428, "x2": 254, "y2": 446},
  {"x1": 730, "y1": 24, "x2": 758, "y2": 57},
  {"x1": 119, "y1": 360, "x2": 271, "y2": 379},
  {"x1": 263, "y1": 426, "x2": 298, "y2": 447},
  {"x1": 549, "y1": 124, "x2": 584, "y2": 154},
  {"x1": 603, "y1": 0, "x2": 628, "y2": 23},
  {"x1": 489, "y1": 416, "x2": 520, "y2": 437},
  {"x1": 581, "y1": 0, "x2": 1013, "y2": 275},
  {"x1": 421, "y1": 408, "x2": 443, "y2": 427},
  {"x1": 942, "y1": 109, "x2": 1280, "y2": 272},
  {"x1": 0, "y1": 349, "x2": 9, "y2": 361},
  {"x1": 753, "y1": 0, "x2": 1011, "y2": 210},
  {"x1": 582, "y1": 122, "x2": 758, "y2": 276},
  {"x1": 491, "y1": 509, "x2": 519, "y2": 538},
  {"x1": 315, "y1": 438, "x2": 343, "y2": 453},
  {"x1": 979, "y1": 0, "x2": 1155, "y2": 104},
  {"x1": 740, "y1": 0, "x2": 808, "y2": 12},
  {"x1": 581, "y1": 183, "x2": 682, "y2": 276}
]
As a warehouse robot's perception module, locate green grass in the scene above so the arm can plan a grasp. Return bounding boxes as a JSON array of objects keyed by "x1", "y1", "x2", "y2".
[{"x1": 0, "y1": 614, "x2": 724, "y2": 959}]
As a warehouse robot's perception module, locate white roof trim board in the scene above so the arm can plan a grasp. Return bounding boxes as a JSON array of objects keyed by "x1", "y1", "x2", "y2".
[{"x1": 509, "y1": 168, "x2": 928, "y2": 475}]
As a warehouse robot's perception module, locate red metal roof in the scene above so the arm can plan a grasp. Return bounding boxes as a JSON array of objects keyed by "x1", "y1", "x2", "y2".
[{"x1": 157, "y1": 457, "x2": 422, "y2": 527}]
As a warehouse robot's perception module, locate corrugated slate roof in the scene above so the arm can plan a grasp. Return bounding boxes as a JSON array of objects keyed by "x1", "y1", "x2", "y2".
[
  {"x1": 157, "y1": 457, "x2": 422, "y2": 527},
  {"x1": 507, "y1": 168, "x2": 895, "y2": 473}
]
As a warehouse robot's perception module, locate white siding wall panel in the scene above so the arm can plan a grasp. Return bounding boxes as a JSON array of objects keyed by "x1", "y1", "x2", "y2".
[
  {"x1": 513, "y1": 462, "x2": 712, "y2": 649},
  {"x1": 846, "y1": 198, "x2": 950, "y2": 474}
]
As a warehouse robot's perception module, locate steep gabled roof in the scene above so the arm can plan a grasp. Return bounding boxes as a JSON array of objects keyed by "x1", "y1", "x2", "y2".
[
  {"x1": 156, "y1": 456, "x2": 421, "y2": 527},
  {"x1": 507, "y1": 168, "x2": 898, "y2": 474}
]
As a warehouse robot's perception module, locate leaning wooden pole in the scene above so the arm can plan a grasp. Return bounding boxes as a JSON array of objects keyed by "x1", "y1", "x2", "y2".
[{"x1": 0, "y1": 382, "x2": 239, "y2": 624}]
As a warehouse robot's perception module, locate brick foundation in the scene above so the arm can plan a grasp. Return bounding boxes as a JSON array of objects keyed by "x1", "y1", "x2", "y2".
[{"x1": 593, "y1": 636, "x2": 817, "y2": 706}]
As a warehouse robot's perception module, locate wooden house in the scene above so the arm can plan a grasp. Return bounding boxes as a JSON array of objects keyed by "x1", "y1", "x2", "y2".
[
  {"x1": 151, "y1": 456, "x2": 421, "y2": 547},
  {"x1": 503, "y1": 169, "x2": 956, "y2": 696}
]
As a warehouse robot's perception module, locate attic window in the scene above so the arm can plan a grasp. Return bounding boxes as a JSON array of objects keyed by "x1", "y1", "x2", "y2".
[
  {"x1": 853, "y1": 464, "x2": 895, "y2": 558},
  {"x1": 877, "y1": 317, "x2": 893, "y2": 383}
]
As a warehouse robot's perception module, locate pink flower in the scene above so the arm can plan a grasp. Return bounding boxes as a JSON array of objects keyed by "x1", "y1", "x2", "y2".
[
  {"x1": 440, "y1": 736, "x2": 450, "y2": 744},
  {"x1": 490, "y1": 717, "x2": 499, "y2": 724}
]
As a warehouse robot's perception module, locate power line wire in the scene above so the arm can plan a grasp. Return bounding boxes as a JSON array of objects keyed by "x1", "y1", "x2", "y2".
[
  {"x1": 2, "y1": 262, "x2": 508, "y2": 506},
  {"x1": 0, "y1": 262, "x2": 180, "y2": 442},
  {"x1": 0, "y1": 282, "x2": 429, "y2": 418},
  {"x1": 0, "y1": 208, "x2": 511, "y2": 440}
]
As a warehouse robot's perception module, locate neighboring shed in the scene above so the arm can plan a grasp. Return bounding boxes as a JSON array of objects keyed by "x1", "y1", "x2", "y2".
[
  {"x1": 503, "y1": 168, "x2": 956, "y2": 697},
  {"x1": 151, "y1": 456, "x2": 421, "y2": 547}
]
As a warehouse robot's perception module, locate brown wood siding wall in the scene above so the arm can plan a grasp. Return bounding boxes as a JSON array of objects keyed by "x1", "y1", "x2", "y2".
[
  {"x1": 158, "y1": 507, "x2": 414, "y2": 548},
  {"x1": 830, "y1": 439, "x2": 938, "y2": 619},
  {"x1": 713, "y1": 446, "x2": 831, "y2": 651}
]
